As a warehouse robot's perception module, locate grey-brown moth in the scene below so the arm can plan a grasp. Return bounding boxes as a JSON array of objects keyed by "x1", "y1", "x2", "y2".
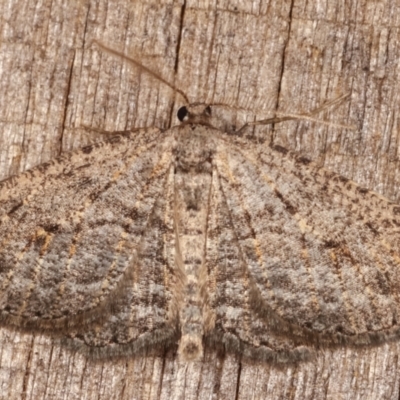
[{"x1": 0, "y1": 44, "x2": 397, "y2": 363}]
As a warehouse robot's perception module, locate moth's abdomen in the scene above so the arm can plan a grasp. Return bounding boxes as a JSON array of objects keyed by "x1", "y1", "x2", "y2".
[{"x1": 174, "y1": 166, "x2": 213, "y2": 361}]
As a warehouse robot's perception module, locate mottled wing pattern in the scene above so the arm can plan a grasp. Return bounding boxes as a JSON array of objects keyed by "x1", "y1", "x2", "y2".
[
  {"x1": 213, "y1": 137, "x2": 400, "y2": 346},
  {"x1": 65, "y1": 164, "x2": 181, "y2": 356},
  {"x1": 205, "y1": 164, "x2": 312, "y2": 362},
  {"x1": 0, "y1": 128, "x2": 176, "y2": 331}
]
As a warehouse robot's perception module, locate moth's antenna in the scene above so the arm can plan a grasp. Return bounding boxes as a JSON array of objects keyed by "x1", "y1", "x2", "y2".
[{"x1": 92, "y1": 40, "x2": 190, "y2": 104}]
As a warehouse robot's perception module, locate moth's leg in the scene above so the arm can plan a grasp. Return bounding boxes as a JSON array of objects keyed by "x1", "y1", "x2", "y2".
[
  {"x1": 233, "y1": 93, "x2": 351, "y2": 136},
  {"x1": 234, "y1": 116, "x2": 294, "y2": 136},
  {"x1": 77, "y1": 126, "x2": 163, "y2": 149},
  {"x1": 79, "y1": 125, "x2": 152, "y2": 136}
]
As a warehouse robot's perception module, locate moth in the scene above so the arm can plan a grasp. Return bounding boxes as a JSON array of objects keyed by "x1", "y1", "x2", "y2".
[{"x1": 0, "y1": 43, "x2": 398, "y2": 363}]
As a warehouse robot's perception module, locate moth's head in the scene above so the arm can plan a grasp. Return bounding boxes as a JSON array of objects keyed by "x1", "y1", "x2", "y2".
[
  {"x1": 177, "y1": 103, "x2": 212, "y2": 125},
  {"x1": 176, "y1": 103, "x2": 237, "y2": 133}
]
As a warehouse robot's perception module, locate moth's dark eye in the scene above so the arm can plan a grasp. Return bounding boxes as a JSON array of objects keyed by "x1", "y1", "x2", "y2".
[
  {"x1": 204, "y1": 105, "x2": 211, "y2": 116},
  {"x1": 177, "y1": 106, "x2": 188, "y2": 122}
]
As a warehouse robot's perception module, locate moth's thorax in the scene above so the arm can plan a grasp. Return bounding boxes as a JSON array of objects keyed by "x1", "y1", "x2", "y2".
[{"x1": 173, "y1": 124, "x2": 217, "y2": 173}]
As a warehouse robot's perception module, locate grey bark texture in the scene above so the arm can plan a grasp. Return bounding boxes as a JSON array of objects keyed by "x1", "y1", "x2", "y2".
[{"x1": 1, "y1": 0, "x2": 400, "y2": 399}]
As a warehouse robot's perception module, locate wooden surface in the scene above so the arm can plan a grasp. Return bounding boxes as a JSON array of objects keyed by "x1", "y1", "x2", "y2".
[{"x1": 1, "y1": 0, "x2": 400, "y2": 399}]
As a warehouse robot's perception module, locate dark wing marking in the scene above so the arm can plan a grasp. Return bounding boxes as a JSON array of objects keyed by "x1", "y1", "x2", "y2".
[
  {"x1": 63, "y1": 165, "x2": 181, "y2": 356},
  {"x1": 204, "y1": 162, "x2": 313, "y2": 362},
  {"x1": 0, "y1": 128, "x2": 175, "y2": 330},
  {"x1": 214, "y1": 138, "x2": 400, "y2": 346}
]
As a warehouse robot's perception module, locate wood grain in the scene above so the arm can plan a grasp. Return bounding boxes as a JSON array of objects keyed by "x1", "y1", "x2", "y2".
[{"x1": 1, "y1": 0, "x2": 400, "y2": 398}]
